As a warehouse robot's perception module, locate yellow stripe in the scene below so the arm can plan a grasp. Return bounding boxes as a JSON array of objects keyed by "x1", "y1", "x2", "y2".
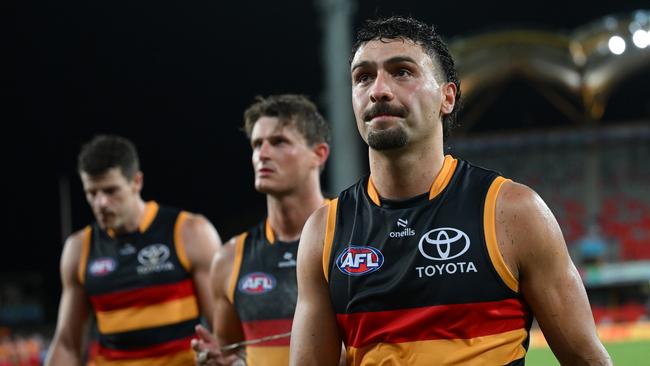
[
  {"x1": 96, "y1": 349, "x2": 194, "y2": 366},
  {"x1": 347, "y1": 328, "x2": 527, "y2": 366},
  {"x1": 227, "y1": 233, "x2": 248, "y2": 304},
  {"x1": 429, "y1": 155, "x2": 458, "y2": 200},
  {"x1": 174, "y1": 211, "x2": 191, "y2": 272},
  {"x1": 366, "y1": 178, "x2": 380, "y2": 205},
  {"x1": 96, "y1": 297, "x2": 199, "y2": 334},
  {"x1": 78, "y1": 226, "x2": 92, "y2": 285},
  {"x1": 139, "y1": 201, "x2": 159, "y2": 233},
  {"x1": 367, "y1": 155, "x2": 457, "y2": 206},
  {"x1": 322, "y1": 198, "x2": 339, "y2": 283},
  {"x1": 265, "y1": 218, "x2": 275, "y2": 244},
  {"x1": 246, "y1": 346, "x2": 289, "y2": 366},
  {"x1": 483, "y1": 177, "x2": 518, "y2": 293}
]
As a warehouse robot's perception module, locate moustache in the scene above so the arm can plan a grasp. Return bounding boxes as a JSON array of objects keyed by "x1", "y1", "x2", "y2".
[{"x1": 363, "y1": 103, "x2": 408, "y2": 122}]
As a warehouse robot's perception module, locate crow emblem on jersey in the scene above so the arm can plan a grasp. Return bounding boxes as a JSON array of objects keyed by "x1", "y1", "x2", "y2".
[
  {"x1": 239, "y1": 272, "x2": 276, "y2": 294},
  {"x1": 336, "y1": 246, "x2": 384, "y2": 276}
]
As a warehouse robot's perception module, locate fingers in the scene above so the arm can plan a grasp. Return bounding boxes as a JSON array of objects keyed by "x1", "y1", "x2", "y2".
[
  {"x1": 191, "y1": 337, "x2": 203, "y2": 353},
  {"x1": 195, "y1": 324, "x2": 216, "y2": 342}
]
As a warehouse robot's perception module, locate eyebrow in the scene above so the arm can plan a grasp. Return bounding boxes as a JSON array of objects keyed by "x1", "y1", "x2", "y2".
[{"x1": 351, "y1": 55, "x2": 419, "y2": 72}]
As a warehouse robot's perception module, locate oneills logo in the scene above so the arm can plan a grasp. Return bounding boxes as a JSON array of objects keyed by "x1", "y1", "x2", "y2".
[{"x1": 389, "y1": 218, "x2": 416, "y2": 238}]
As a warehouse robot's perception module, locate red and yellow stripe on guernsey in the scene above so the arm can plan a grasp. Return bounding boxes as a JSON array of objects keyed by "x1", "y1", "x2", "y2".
[
  {"x1": 339, "y1": 299, "x2": 528, "y2": 366},
  {"x1": 241, "y1": 319, "x2": 291, "y2": 366},
  {"x1": 90, "y1": 279, "x2": 199, "y2": 334},
  {"x1": 95, "y1": 346, "x2": 195, "y2": 366}
]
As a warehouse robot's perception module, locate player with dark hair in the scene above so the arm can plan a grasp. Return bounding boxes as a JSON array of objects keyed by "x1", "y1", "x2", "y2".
[
  {"x1": 290, "y1": 16, "x2": 611, "y2": 365},
  {"x1": 46, "y1": 134, "x2": 222, "y2": 366},
  {"x1": 191, "y1": 95, "x2": 330, "y2": 366}
]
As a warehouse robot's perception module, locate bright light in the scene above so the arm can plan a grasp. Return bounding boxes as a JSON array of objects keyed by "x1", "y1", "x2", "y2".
[
  {"x1": 608, "y1": 35, "x2": 626, "y2": 55},
  {"x1": 632, "y1": 29, "x2": 650, "y2": 48}
]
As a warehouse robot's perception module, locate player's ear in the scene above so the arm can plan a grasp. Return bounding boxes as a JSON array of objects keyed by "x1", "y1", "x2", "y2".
[
  {"x1": 440, "y1": 82, "x2": 456, "y2": 115},
  {"x1": 131, "y1": 171, "x2": 144, "y2": 194},
  {"x1": 311, "y1": 142, "x2": 330, "y2": 169}
]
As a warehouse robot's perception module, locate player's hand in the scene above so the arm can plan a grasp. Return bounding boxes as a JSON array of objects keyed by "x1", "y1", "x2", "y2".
[{"x1": 192, "y1": 325, "x2": 244, "y2": 366}]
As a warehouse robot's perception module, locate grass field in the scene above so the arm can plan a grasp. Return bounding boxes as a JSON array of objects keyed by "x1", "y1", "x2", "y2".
[{"x1": 526, "y1": 339, "x2": 650, "y2": 365}]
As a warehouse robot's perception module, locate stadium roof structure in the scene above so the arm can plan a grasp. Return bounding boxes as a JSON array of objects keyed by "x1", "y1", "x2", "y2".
[{"x1": 450, "y1": 9, "x2": 650, "y2": 134}]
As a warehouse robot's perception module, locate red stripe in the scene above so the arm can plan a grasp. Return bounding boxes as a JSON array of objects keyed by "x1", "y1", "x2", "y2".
[
  {"x1": 241, "y1": 319, "x2": 293, "y2": 346},
  {"x1": 337, "y1": 298, "x2": 528, "y2": 348},
  {"x1": 97, "y1": 336, "x2": 193, "y2": 360},
  {"x1": 90, "y1": 279, "x2": 195, "y2": 311}
]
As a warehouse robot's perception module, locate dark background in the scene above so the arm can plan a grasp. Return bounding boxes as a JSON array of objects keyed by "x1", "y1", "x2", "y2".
[{"x1": 6, "y1": 0, "x2": 649, "y2": 324}]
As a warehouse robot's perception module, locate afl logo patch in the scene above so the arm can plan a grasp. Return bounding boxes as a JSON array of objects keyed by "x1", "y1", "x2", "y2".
[
  {"x1": 336, "y1": 246, "x2": 384, "y2": 276},
  {"x1": 238, "y1": 272, "x2": 276, "y2": 295},
  {"x1": 89, "y1": 257, "x2": 117, "y2": 276}
]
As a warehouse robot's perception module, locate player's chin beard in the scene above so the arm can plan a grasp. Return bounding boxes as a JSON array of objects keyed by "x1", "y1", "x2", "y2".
[{"x1": 367, "y1": 127, "x2": 408, "y2": 150}]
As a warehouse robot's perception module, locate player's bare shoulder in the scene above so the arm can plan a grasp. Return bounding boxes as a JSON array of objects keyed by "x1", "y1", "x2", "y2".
[
  {"x1": 179, "y1": 212, "x2": 220, "y2": 242},
  {"x1": 60, "y1": 227, "x2": 91, "y2": 283},
  {"x1": 177, "y1": 211, "x2": 222, "y2": 265},
  {"x1": 301, "y1": 203, "x2": 331, "y2": 251},
  {"x1": 495, "y1": 180, "x2": 565, "y2": 277}
]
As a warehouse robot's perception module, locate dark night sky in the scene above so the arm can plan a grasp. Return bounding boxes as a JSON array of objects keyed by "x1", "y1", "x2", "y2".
[{"x1": 6, "y1": 0, "x2": 649, "y2": 322}]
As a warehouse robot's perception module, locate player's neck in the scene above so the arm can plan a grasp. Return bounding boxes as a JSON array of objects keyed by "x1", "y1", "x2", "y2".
[
  {"x1": 369, "y1": 143, "x2": 444, "y2": 201},
  {"x1": 266, "y1": 180, "x2": 324, "y2": 242},
  {"x1": 113, "y1": 198, "x2": 147, "y2": 235}
]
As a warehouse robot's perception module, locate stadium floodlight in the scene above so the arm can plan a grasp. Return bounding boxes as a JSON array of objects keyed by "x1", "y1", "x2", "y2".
[
  {"x1": 608, "y1": 35, "x2": 626, "y2": 54},
  {"x1": 632, "y1": 29, "x2": 650, "y2": 48}
]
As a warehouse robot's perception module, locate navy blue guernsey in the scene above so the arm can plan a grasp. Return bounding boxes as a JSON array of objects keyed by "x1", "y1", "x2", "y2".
[
  {"x1": 79, "y1": 201, "x2": 199, "y2": 365},
  {"x1": 323, "y1": 155, "x2": 532, "y2": 365},
  {"x1": 228, "y1": 219, "x2": 298, "y2": 365}
]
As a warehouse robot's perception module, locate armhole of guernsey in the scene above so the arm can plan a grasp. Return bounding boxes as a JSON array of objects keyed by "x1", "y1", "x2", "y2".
[
  {"x1": 227, "y1": 233, "x2": 247, "y2": 304},
  {"x1": 77, "y1": 226, "x2": 92, "y2": 285},
  {"x1": 484, "y1": 177, "x2": 519, "y2": 293},
  {"x1": 322, "y1": 198, "x2": 339, "y2": 283},
  {"x1": 174, "y1": 211, "x2": 192, "y2": 272}
]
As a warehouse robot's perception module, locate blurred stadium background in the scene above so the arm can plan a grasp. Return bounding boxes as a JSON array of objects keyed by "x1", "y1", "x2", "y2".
[{"x1": 5, "y1": 0, "x2": 650, "y2": 364}]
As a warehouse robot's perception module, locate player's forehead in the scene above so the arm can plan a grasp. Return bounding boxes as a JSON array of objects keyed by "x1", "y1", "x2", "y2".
[
  {"x1": 250, "y1": 116, "x2": 305, "y2": 142},
  {"x1": 351, "y1": 38, "x2": 434, "y2": 70},
  {"x1": 80, "y1": 167, "x2": 128, "y2": 189}
]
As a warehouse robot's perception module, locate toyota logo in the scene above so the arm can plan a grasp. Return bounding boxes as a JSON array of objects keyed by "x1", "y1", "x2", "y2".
[
  {"x1": 137, "y1": 244, "x2": 170, "y2": 266},
  {"x1": 418, "y1": 228, "x2": 470, "y2": 261}
]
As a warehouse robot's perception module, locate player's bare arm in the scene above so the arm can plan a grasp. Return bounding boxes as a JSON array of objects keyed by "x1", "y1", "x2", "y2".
[
  {"x1": 180, "y1": 213, "x2": 222, "y2": 326},
  {"x1": 192, "y1": 236, "x2": 245, "y2": 365},
  {"x1": 496, "y1": 181, "x2": 611, "y2": 365},
  {"x1": 290, "y1": 205, "x2": 342, "y2": 366},
  {"x1": 211, "y1": 236, "x2": 246, "y2": 349},
  {"x1": 44, "y1": 230, "x2": 91, "y2": 366}
]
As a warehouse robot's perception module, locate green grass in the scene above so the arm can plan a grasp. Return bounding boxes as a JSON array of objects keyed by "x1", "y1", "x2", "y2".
[{"x1": 526, "y1": 340, "x2": 650, "y2": 365}]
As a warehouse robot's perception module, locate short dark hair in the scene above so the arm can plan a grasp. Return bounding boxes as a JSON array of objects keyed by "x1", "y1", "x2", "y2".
[
  {"x1": 351, "y1": 16, "x2": 462, "y2": 139},
  {"x1": 243, "y1": 94, "x2": 331, "y2": 146},
  {"x1": 78, "y1": 135, "x2": 140, "y2": 180}
]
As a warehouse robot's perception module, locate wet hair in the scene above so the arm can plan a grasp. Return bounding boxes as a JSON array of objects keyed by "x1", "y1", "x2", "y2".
[
  {"x1": 78, "y1": 134, "x2": 140, "y2": 180},
  {"x1": 243, "y1": 94, "x2": 331, "y2": 146},
  {"x1": 351, "y1": 16, "x2": 462, "y2": 138}
]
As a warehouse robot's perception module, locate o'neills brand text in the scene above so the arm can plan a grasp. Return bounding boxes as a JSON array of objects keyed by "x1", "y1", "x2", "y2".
[
  {"x1": 389, "y1": 218, "x2": 416, "y2": 238},
  {"x1": 389, "y1": 228, "x2": 416, "y2": 238},
  {"x1": 415, "y1": 261, "x2": 477, "y2": 278}
]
